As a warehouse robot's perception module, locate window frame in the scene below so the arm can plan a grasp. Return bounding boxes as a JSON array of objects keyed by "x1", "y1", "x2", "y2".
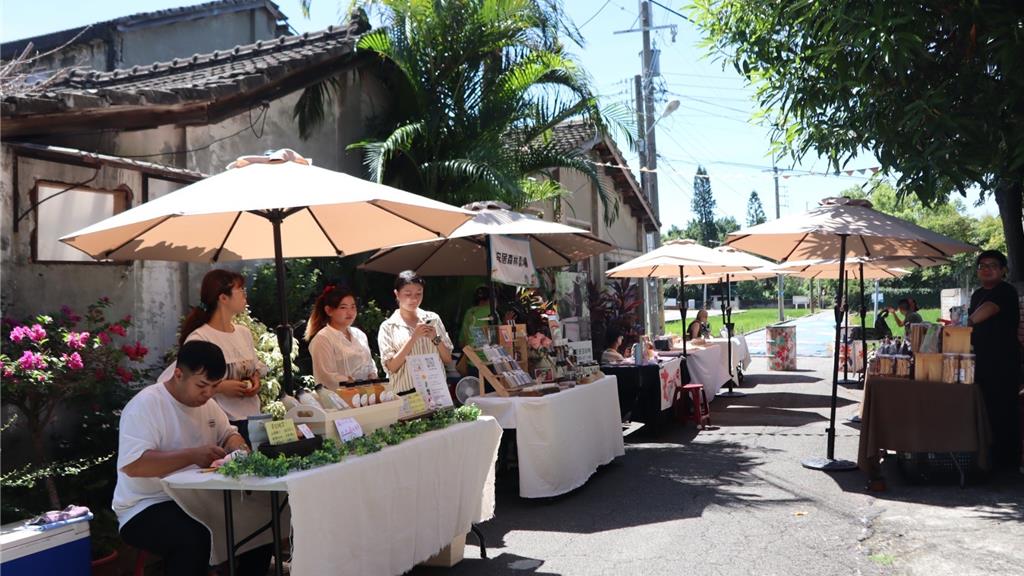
[{"x1": 30, "y1": 179, "x2": 133, "y2": 265}]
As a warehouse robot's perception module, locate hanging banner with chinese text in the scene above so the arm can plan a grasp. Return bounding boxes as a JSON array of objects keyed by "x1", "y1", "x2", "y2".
[{"x1": 490, "y1": 235, "x2": 538, "y2": 287}]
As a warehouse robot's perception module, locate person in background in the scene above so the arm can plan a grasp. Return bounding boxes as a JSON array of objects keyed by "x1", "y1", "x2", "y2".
[
  {"x1": 687, "y1": 309, "x2": 711, "y2": 341},
  {"x1": 378, "y1": 271, "x2": 454, "y2": 393},
  {"x1": 178, "y1": 269, "x2": 266, "y2": 428},
  {"x1": 968, "y1": 250, "x2": 1021, "y2": 472},
  {"x1": 888, "y1": 298, "x2": 923, "y2": 335},
  {"x1": 306, "y1": 285, "x2": 379, "y2": 388},
  {"x1": 459, "y1": 285, "x2": 493, "y2": 348},
  {"x1": 601, "y1": 326, "x2": 626, "y2": 364},
  {"x1": 115, "y1": 341, "x2": 272, "y2": 576}
]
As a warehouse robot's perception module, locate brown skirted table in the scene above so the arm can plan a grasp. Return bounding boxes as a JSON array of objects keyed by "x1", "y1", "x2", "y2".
[{"x1": 857, "y1": 376, "x2": 991, "y2": 484}]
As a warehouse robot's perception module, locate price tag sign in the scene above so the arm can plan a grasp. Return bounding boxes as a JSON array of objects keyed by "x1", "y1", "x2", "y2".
[
  {"x1": 296, "y1": 423, "x2": 315, "y2": 439},
  {"x1": 334, "y1": 418, "x2": 364, "y2": 442},
  {"x1": 264, "y1": 418, "x2": 298, "y2": 445},
  {"x1": 398, "y1": 391, "x2": 429, "y2": 419}
]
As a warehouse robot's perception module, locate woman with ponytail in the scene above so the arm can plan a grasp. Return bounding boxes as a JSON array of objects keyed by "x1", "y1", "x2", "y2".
[
  {"x1": 179, "y1": 269, "x2": 265, "y2": 422},
  {"x1": 306, "y1": 285, "x2": 378, "y2": 388}
]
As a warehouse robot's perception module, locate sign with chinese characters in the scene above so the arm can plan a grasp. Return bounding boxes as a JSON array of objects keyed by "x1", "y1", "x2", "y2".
[
  {"x1": 265, "y1": 418, "x2": 299, "y2": 445},
  {"x1": 490, "y1": 235, "x2": 537, "y2": 286},
  {"x1": 334, "y1": 418, "x2": 364, "y2": 442}
]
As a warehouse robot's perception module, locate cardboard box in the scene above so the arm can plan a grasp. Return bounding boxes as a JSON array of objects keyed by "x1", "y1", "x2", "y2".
[
  {"x1": 941, "y1": 326, "x2": 972, "y2": 354},
  {"x1": 420, "y1": 533, "x2": 466, "y2": 567},
  {"x1": 914, "y1": 353, "x2": 943, "y2": 381}
]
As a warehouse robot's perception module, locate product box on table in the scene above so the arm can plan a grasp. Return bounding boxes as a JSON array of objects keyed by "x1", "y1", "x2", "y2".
[{"x1": 286, "y1": 400, "x2": 401, "y2": 442}]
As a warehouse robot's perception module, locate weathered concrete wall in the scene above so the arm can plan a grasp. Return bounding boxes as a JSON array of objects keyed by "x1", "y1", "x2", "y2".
[
  {"x1": 119, "y1": 10, "x2": 279, "y2": 68},
  {"x1": 13, "y1": 39, "x2": 108, "y2": 74},
  {"x1": 1, "y1": 150, "x2": 141, "y2": 340}
]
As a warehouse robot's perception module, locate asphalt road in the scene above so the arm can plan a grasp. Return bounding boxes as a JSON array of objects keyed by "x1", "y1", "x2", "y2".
[{"x1": 411, "y1": 356, "x2": 1024, "y2": 576}]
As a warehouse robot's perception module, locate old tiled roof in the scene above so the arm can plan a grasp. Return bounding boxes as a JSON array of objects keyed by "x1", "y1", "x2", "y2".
[
  {"x1": 2, "y1": 16, "x2": 371, "y2": 137},
  {"x1": 1, "y1": 0, "x2": 287, "y2": 61},
  {"x1": 550, "y1": 121, "x2": 659, "y2": 231}
]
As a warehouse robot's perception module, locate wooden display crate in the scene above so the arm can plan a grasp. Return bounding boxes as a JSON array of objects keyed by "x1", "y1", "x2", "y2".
[
  {"x1": 286, "y1": 400, "x2": 401, "y2": 442},
  {"x1": 941, "y1": 326, "x2": 972, "y2": 354}
]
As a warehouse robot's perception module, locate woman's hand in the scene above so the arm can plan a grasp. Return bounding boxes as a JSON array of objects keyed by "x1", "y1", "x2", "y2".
[
  {"x1": 218, "y1": 378, "x2": 259, "y2": 399},
  {"x1": 413, "y1": 323, "x2": 436, "y2": 341}
]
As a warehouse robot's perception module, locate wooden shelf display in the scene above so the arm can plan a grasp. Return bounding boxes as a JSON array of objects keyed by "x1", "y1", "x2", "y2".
[{"x1": 462, "y1": 345, "x2": 534, "y2": 397}]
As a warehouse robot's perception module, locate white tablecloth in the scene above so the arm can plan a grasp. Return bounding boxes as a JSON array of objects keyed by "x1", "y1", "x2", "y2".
[
  {"x1": 164, "y1": 417, "x2": 502, "y2": 576},
  {"x1": 468, "y1": 375, "x2": 625, "y2": 498},
  {"x1": 680, "y1": 335, "x2": 750, "y2": 399}
]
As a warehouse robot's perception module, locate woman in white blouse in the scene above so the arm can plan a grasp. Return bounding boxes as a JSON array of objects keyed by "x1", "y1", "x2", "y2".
[{"x1": 306, "y1": 285, "x2": 379, "y2": 388}]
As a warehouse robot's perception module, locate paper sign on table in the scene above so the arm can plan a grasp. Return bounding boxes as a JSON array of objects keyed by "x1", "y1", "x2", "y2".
[
  {"x1": 265, "y1": 418, "x2": 298, "y2": 445},
  {"x1": 406, "y1": 353, "x2": 454, "y2": 410},
  {"x1": 334, "y1": 418, "x2": 364, "y2": 442},
  {"x1": 398, "y1": 390, "x2": 429, "y2": 418},
  {"x1": 296, "y1": 423, "x2": 315, "y2": 439}
]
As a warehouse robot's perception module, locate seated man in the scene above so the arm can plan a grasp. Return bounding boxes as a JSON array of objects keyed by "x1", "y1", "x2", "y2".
[{"x1": 113, "y1": 340, "x2": 272, "y2": 575}]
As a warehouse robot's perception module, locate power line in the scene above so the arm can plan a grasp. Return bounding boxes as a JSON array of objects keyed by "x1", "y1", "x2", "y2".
[
  {"x1": 649, "y1": 0, "x2": 695, "y2": 24},
  {"x1": 579, "y1": 0, "x2": 613, "y2": 29}
]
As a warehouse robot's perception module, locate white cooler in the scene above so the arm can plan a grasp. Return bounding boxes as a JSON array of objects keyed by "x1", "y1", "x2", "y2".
[{"x1": 0, "y1": 520, "x2": 91, "y2": 576}]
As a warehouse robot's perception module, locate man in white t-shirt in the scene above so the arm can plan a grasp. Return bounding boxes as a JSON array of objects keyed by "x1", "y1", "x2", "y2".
[{"x1": 114, "y1": 340, "x2": 271, "y2": 575}]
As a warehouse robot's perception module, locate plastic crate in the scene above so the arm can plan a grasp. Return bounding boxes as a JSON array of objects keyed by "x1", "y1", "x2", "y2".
[{"x1": 896, "y1": 451, "x2": 980, "y2": 487}]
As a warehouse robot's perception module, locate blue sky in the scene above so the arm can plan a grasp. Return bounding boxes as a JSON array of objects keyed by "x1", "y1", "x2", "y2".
[{"x1": 2, "y1": 0, "x2": 999, "y2": 229}]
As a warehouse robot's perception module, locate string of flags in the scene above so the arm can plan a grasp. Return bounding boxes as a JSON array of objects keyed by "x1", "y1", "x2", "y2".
[{"x1": 587, "y1": 159, "x2": 883, "y2": 179}]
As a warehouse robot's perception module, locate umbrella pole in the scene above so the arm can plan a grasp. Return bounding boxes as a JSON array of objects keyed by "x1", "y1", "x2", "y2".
[
  {"x1": 719, "y1": 273, "x2": 744, "y2": 398},
  {"x1": 858, "y1": 262, "x2": 867, "y2": 388},
  {"x1": 271, "y1": 216, "x2": 294, "y2": 396},
  {"x1": 485, "y1": 235, "x2": 497, "y2": 325},
  {"x1": 838, "y1": 271, "x2": 858, "y2": 387},
  {"x1": 678, "y1": 266, "x2": 687, "y2": 356},
  {"x1": 802, "y1": 234, "x2": 857, "y2": 471}
]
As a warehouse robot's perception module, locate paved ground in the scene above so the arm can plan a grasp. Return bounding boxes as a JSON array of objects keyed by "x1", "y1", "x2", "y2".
[{"x1": 412, "y1": 356, "x2": 1023, "y2": 576}]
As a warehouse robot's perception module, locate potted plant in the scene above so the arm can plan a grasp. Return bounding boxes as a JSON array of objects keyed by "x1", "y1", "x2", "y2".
[{"x1": 1, "y1": 298, "x2": 150, "y2": 566}]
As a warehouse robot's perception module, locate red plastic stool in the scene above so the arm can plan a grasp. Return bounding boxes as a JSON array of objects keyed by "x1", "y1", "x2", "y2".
[
  {"x1": 676, "y1": 383, "x2": 711, "y2": 429},
  {"x1": 133, "y1": 549, "x2": 148, "y2": 576}
]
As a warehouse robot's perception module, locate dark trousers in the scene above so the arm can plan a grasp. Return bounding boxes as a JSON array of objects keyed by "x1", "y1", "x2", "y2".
[
  {"x1": 121, "y1": 500, "x2": 273, "y2": 576},
  {"x1": 977, "y1": 362, "x2": 1022, "y2": 471}
]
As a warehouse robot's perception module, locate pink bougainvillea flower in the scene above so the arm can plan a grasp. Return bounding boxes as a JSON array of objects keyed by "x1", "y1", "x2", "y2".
[
  {"x1": 2, "y1": 364, "x2": 13, "y2": 378},
  {"x1": 26, "y1": 324, "x2": 46, "y2": 342},
  {"x1": 60, "y1": 305, "x2": 83, "y2": 323},
  {"x1": 98, "y1": 332, "x2": 111, "y2": 345},
  {"x1": 108, "y1": 325, "x2": 127, "y2": 337},
  {"x1": 66, "y1": 331, "x2": 90, "y2": 350},
  {"x1": 122, "y1": 315, "x2": 133, "y2": 324},
  {"x1": 115, "y1": 366, "x2": 133, "y2": 384},
  {"x1": 121, "y1": 341, "x2": 149, "y2": 361},
  {"x1": 63, "y1": 352, "x2": 84, "y2": 370},
  {"x1": 18, "y1": 350, "x2": 46, "y2": 371},
  {"x1": 9, "y1": 325, "x2": 26, "y2": 342}
]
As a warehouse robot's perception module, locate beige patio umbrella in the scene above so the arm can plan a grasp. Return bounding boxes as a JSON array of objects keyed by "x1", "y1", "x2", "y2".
[
  {"x1": 359, "y1": 200, "x2": 612, "y2": 275},
  {"x1": 60, "y1": 149, "x2": 473, "y2": 391},
  {"x1": 606, "y1": 239, "x2": 766, "y2": 364},
  {"x1": 725, "y1": 198, "x2": 972, "y2": 471}
]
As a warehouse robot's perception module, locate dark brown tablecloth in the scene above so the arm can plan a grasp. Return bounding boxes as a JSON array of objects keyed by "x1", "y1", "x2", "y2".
[{"x1": 857, "y1": 376, "x2": 991, "y2": 478}]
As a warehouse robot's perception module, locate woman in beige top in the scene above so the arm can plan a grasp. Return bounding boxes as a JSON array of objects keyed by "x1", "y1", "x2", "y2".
[
  {"x1": 306, "y1": 285, "x2": 379, "y2": 388},
  {"x1": 377, "y1": 271, "x2": 453, "y2": 393}
]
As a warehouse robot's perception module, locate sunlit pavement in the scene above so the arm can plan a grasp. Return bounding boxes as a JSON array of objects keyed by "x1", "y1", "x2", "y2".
[{"x1": 410, "y1": 356, "x2": 1023, "y2": 576}]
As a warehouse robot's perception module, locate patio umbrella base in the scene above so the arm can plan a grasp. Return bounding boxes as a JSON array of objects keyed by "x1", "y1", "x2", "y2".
[
  {"x1": 801, "y1": 457, "x2": 858, "y2": 471},
  {"x1": 837, "y1": 378, "x2": 862, "y2": 388},
  {"x1": 717, "y1": 387, "x2": 745, "y2": 398}
]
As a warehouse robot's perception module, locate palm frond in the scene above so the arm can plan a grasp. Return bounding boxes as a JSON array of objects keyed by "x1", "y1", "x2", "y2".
[{"x1": 292, "y1": 76, "x2": 345, "y2": 140}]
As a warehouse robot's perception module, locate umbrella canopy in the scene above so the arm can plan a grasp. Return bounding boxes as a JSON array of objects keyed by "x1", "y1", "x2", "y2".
[
  {"x1": 60, "y1": 149, "x2": 473, "y2": 262},
  {"x1": 766, "y1": 255, "x2": 949, "y2": 280},
  {"x1": 60, "y1": 149, "x2": 473, "y2": 393},
  {"x1": 605, "y1": 239, "x2": 761, "y2": 279},
  {"x1": 358, "y1": 200, "x2": 612, "y2": 275},
  {"x1": 725, "y1": 197, "x2": 977, "y2": 262}
]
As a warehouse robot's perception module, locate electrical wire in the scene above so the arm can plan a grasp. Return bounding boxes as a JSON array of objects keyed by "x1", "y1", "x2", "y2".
[
  {"x1": 579, "y1": 0, "x2": 613, "y2": 29},
  {"x1": 118, "y1": 102, "x2": 270, "y2": 159}
]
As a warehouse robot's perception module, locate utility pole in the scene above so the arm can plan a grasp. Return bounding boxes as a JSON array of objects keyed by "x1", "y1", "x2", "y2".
[
  {"x1": 774, "y1": 162, "x2": 784, "y2": 322},
  {"x1": 616, "y1": 2, "x2": 676, "y2": 336}
]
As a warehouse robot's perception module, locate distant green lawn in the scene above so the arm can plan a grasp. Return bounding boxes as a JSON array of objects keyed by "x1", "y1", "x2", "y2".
[
  {"x1": 665, "y1": 308, "x2": 814, "y2": 336},
  {"x1": 848, "y1": 308, "x2": 941, "y2": 334}
]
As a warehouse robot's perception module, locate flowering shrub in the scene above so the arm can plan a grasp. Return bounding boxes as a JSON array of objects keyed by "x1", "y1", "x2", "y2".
[{"x1": 1, "y1": 298, "x2": 150, "y2": 510}]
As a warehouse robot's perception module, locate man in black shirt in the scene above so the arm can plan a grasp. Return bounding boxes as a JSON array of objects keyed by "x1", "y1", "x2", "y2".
[{"x1": 968, "y1": 250, "x2": 1022, "y2": 471}]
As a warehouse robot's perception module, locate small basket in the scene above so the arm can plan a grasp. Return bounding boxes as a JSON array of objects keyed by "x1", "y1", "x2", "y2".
[{"x1": 258, "y1": 435, "x2": 323, "y2": 458}]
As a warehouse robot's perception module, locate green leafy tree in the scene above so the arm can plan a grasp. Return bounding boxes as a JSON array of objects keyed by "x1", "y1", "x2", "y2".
[
  {"x1": 692, "y1": 1, "x2": 1024, "y2": 280},
  {"x1": 296, "y1": 0, "x2": 626, "y2": 220},
  {"x1": 746, "y1": 190, "x2": 766, "y2": 226},
  {"x1": 692, "y1": 165, "x2": 717, "y2": 246},
  {"x1": 716, "y1": 216, "x2": 740, "y2": 242}
]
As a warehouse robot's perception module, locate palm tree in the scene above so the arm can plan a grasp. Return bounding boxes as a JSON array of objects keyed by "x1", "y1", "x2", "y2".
[{"x1": 295, "y1": 0, "x2": 629, "y2": 220}]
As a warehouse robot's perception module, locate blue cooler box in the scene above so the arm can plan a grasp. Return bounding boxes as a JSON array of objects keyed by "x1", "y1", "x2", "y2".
[{"x1": 0, "y1": 520, "x2": 91, "y2": 576}]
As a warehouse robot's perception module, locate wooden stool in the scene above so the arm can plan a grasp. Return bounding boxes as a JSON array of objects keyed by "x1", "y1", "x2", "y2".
[{"x1": 676, "y1": 383, "x2": 711, "y2": 429}]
